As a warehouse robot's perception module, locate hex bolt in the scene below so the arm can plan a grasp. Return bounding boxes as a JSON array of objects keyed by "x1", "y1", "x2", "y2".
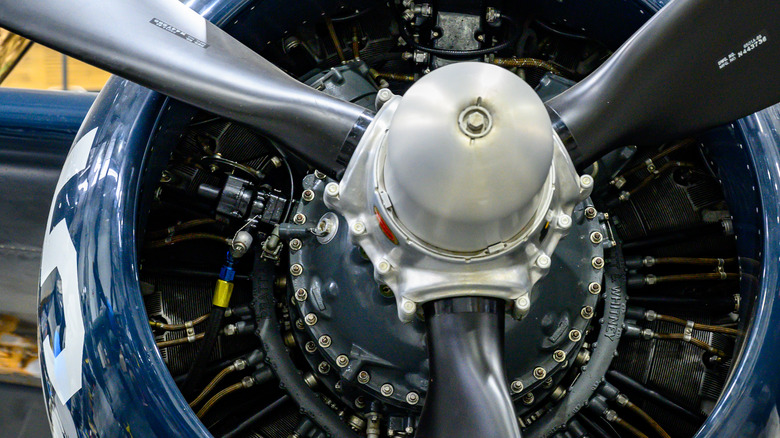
[
  {"x1": 406, "y1": 392, "x2": 420, "y2": 405},
  {"x1": 314, "y1": 170, "x2": 327, "y2": 179},
  {"x1": 289, "y1": 238, "x2": 302, "y2": 251},
  {"x1": 380, "y1": 383, "x2": 394, "y2": 397},
  {"x1": 318, "y1": 361, "x2": 331, "y2": 374},
  {"x1": 336, "y1": 355, "x2": 349, "y2": 368},
  {"x1": 358, "y1": 371, "x2": 371, "y2": 384},
  {"x1": 569, "y1": 329, "x2": 582, "y2": 342},
  {"x1": 295, "y1": 288, "x2": 308, "y2": 302},
  {"x1": 584, "y1": 206, "x2": 597, "y2": 219},
  {"x1": 305, "y1": 341, "x2": 317, "y2": 353},
  {"x1": 588, "y1": 282, "x2": 602, "y2": 294},
  {"x1": 581, "y1": 306, "x2": 595, "y2": 319},
  {"x1": 553, "y1": 350, "x2": 566, "y2": 363},
  {"x1": 511, "y1": 380, "x2": 524, "y2": 394},
  {"x1": 325, "y1": 182, "x2": 340, "y2": 197},
  {"x1": 590, "y1": 231, "x2": 603, "y2": 244},
  {"x1": 533, "y1": 367, "x2": 547, "y2": 380},
  {"x1": 591, "y1": 257, "x2": 605, "y2": 270},
  {"x1": 522, "y1": 393, "x2": 535, "y2": 405},
  {"x1": 318, "y1": 335, "x2": 332, "y2": 348},
  {"x1": 351, "y1": 221, "x2": 366, "y2": 235},
  {"x1": 302, "y1": 189, "x2": 315, "y2": 202},
  {"x1": 466, "y1": 112, "x2": 486, "y2": 132},
  {"x1": 304, "y1": 313, "x2": 318, "y2": 326},
  {"x1": 295, "y1": 319, "x2": 305, "y2": 330},
  {"x1": 293, "y1": 213, "x2": 306, "y2": 225},
  {"x1": 290, "y1": 263, "x2": 303, "y2": 276},
  {"x1": 557, "y1": 214, "x2": 572, "y2": 229},
  {"x1": 579, "y1": 174, "x2": 594, "y2": 189},
  {"x1": 536, "y1": 254, "x2": 551, "y2": 269}
]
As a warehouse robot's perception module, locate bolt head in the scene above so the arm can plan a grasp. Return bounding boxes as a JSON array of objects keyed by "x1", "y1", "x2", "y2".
[
  {"x1": 553, "y1": 350, "x2": 566, "y2": 362},
  {"x1": 466, "y1": 111, "x2": 486, "y2": 132},
  {"x1": 557, "y1": 214, "x2": 572, "y2": 229},
  {"x1": 304, "y1": 313, "x2": 318, "y2": 326},
  {"x1": 290, "y1": 263, "x2": 303, "y2": 276},
  {"x1": 584, "y1": 206, "x2": 597, "y2": 219},
  {"x1": 536, "y1": 254, "x2": 551, "y2": 269},
  {"x1": 293, "y1": 213, "x2": 306, "y2": 224},
  {"x1": 358, "y1": 371, "x2": 370, "y2": 384},
  {"x1": 305, "y1": 341, "x2": 317, "y2": 353},
  {"x1": 325, "y1": 182, "x2": 340, "y2": 197},
  {"x1": 533, "y1": 367, "x2": 546, "y2": 380},
  {"x1": 302, "y1": 189, "x2": 315, "y2": 202},
  {"x1": 295, "y1": 288, "x2": 308, "y2": 302},
  {"x1": 401, "y1": 299, "x2": 416, "y2": 314},
  {"x1": 406, "y1": 392, "x2": 420, "y2": 405},
  {"x1": 377, "y1": 259, "x2": 392, "y2": 274},
  {"x1": 511, "y1": 380, "x2": 524, "y2": 393},
  {"x1": 336, "y1": 355, "x2": 349, "y2": 367},
  {"x1": 318, "y1": 362, "x2": 330, "y2": 374},
  {"x1": 522, "y1": 393, "x2": 535, "y2": 405},
  {"x1": 380, "y1": 383, "x2": 394, "y2": 396},
  {"x1": 590, "y1": 232, "x2": 603, "y2": 244},
  {"x1": 290, "y1": 238, "x2": 302, "y2": 251},
  {"x1": 318, "y1": 335, "x2": 332, "y2": 348},
  {"x1": 591, "y1": 257, "x2": 604, "y2": 269},
  {"x1": 588, "y1": 282, "x2": 602, "y2": 294},
  {"x1": 569, "y1": 329, "x2": 582, "y2": 342},
  {"x1": 581, "y1": 306, "x2": 594, "y2": 319},
  {"x1": 580, "y1": 174, "x2": 594, "y2": 189}
]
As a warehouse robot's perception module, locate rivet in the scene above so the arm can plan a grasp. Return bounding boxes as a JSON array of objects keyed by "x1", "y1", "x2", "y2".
[
  {"x1": 358, "y1": 371, "x2": 370, "y2": 384},
  {"x1": 302, "y1": 189, "x2": 315, "y2": 202},
  {"x1": 406, "y1": 392, "x2": 420, "y2": 405},
  {"x1": 590, "y1": 231, "x2": 603, "y2": 244},
  {"x1": 533, "y1": 367, "x2": 547, "y2": 380},
  {"x1": 290, "y1": 263, "x2": 303, "y2": 276},
  {"x1": 290, "y1": 238, "x2": 302, "y2": 251},
  {"x1": 304, "y1": 313, "x2": 318, "y2": 326},
  {"x1": 336, "y1": 355, "x2": 349, "y2": 367},
  {"x1": 553, "y1": 350, "x2": 566, "y2": 363},
  {"x1": 295, "y1": 288, "x2": 308, "y2": 302},
  {"x1": 380, "y1": 383, "x2": 394, "y2": 397},
  {"x1": 569, "y1": 329, "x2": 582, "y2": 342},
  {"x1": 588, "y1": 282, "x2": 602, "y2": 294},
  {"x1": 511, "y1": 380, "x2": 524, "y2": 393},
  {"x1": 318, "y1": 335, "x2": 332, "y2": 348},
  {"x1": 591, "y1": 257, "x2": 604, "y2": 270}
]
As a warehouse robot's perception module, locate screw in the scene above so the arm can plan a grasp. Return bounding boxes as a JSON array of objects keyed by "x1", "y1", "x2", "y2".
[
  {"x1": 305, "y1": 341, "x2": 317, "y2": 353},
  {"x1": 304, "y1": 313, "x2": 318, "y2": 326},
  {"x1": 293, "y1": 213, "x2": 306, "y2": 224},
  {"x1": 302, "y1": 189, "x2": 315, "y2": 202},
  {"x1": 522, "y1": 393, "x2": 535, "y2": 405},
  {"x1": 406, "y1": 392, "x2": 420, "y2": 405},
  {"x1": 336, "y1": 355, "x2": 349, "y2": 367},
  {"x1": 581, "y1": 306, "x2": 594, "y2": 319},
  {"x1": 588, "y1": 282, "x2": 602, "y2": 294},
  {"x1": 290, "y1": 263, "x2": 303, "y2": 276},
  {"x1": 591, "y1": 257, "x2": 604, "y2": 270},
  {"x1": 590, "y1": 232, "x2": 603, "y2": 244},
  {"x1": 511, "y1": 380, "x2": 524, "y2": 393},
  {"x1": 318, "y1": 335, "x2": 332, "y2": 348},
  {"x1": 584, "y1": 206, "x2": 597, "y2": 219},
  {"x1": 318, "y1": 361, "x2": 330, "y2": 374},
  {"x1": 290, "y1": 238, "x2": 302, "y2": 251},
  {"x1": 553, "y1": 350, "x2": 566, "y2": 363},
  {"x1": 295, "y1": 288, "x2": 308, "y2": 302},
  {"x1": 569, "y1": 329, "x2": 582, "y2": 342},
  {"x1": 380, "y1": 383, "x2": 394, "y2": 397},
  {"x1": 358, "y1": 371, "x2": 370, "y2": 384},
  {"x1": 533, "y1": 367, "x2": 547, "y2": 380}
]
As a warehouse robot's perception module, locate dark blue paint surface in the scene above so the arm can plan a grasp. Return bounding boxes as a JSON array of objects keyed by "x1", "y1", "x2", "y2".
[{"x1": 34, "y1": 0, "x2": 780, "y2": 437}]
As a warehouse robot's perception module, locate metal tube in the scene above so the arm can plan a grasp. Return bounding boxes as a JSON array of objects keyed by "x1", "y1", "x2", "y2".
[{"x1": 606, "y1": 371, "x2": 705, "y2": 423}]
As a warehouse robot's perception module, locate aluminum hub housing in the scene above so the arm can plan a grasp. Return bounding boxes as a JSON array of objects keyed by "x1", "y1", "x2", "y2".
[{"x1": 324, "y1": 62, "x2": 592, "y2": 321}]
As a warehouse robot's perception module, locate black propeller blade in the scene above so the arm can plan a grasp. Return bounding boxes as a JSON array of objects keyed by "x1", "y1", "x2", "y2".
[
  {"x1": 547, "y1": 0, "x2": 780, "y2": 167},
  {"x1": 0, "y1": 0, "x2": 371, "y2": 177}
]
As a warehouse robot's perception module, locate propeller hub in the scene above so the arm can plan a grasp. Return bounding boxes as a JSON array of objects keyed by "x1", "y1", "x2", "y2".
[{"x1": 383, "y1": 62, "x2": 554, "y2": 253}]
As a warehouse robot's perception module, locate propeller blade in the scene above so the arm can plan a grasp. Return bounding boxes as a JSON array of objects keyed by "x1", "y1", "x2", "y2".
[
  {"x1": 0, "y1": 0, "x2": 371, "y2": 177},
  {"x1": 547, "y1": 0, "x2": 780, "y2": 167},
  {"x1": 417, "y1": 297, "x2": 521, "y2": 438}
]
